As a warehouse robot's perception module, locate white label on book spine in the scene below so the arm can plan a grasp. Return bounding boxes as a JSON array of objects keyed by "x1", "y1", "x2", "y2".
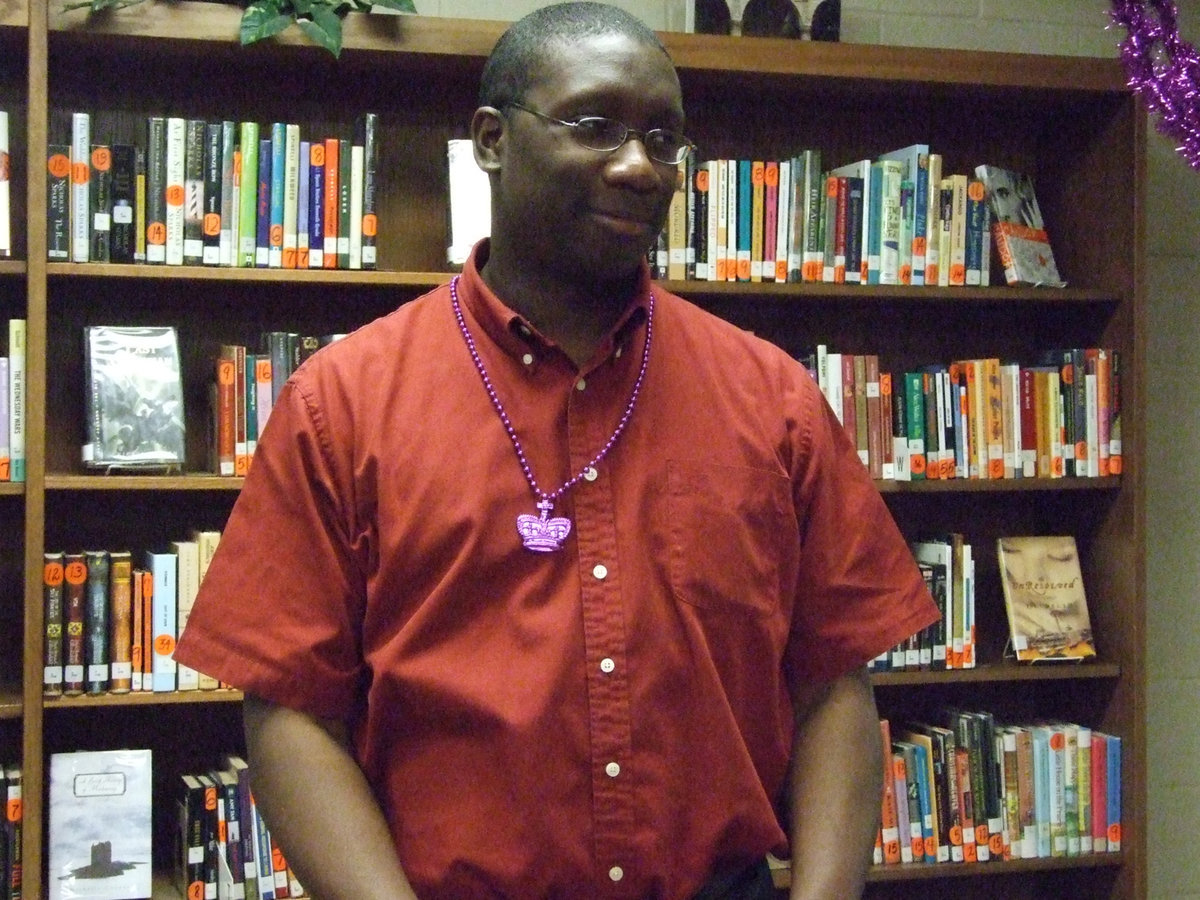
[
  {"x1": 44, "y1": 666, "x2": 63, "y2": 684},
  {"x1": 64, "y1": 664, "x2": 83, "y2": 683},
  {"x1": 111, "y1": 661, "x2": 132, "y2": 679},
  {"x1": 87, "y1": 664, "x2": 109, "y2": 682}
]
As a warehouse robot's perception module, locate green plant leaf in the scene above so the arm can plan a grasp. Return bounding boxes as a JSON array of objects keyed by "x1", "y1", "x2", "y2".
[
  {"x1": 61, "y1": 0, "x2": 148, "y2": 12},
  {"x1": 297, "y1": 6, "x2": 344, "y2": 57},
  {"x1": 291, "y1": 0, "x2": 314, "y2": 14},
  {"x1": 368, "y1": 0, "x2": 416, "y2": 12},
  {"x1": 240, "y1": 0, "x2": 295, "y2": 46}
]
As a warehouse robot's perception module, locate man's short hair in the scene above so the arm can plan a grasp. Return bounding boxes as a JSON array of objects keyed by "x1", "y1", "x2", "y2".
[{"x1": 479, "y1": 2, "x2": 671, "y2": 110}]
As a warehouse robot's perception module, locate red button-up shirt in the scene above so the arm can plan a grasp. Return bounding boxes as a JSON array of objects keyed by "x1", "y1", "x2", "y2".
[{"x1": 176, "y1": 243, "x2": 937, "y2": 900}]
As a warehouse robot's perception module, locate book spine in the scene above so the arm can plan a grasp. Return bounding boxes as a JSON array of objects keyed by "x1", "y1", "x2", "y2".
[
  {"x1": 725, "y1": 158, "x2": 737, "y2": 282},
  {"x1": 924, "y1": 153, "x2": 942, "y2": 284},
  {"x1": 256, "y1": 135, "x2": 272, "y2": 267},
  {"x1": 360, "y1": 112, "x2": 379, "y2": 269},
  {"x1": 7, "y1": 318, "x2": 23, "y2": 482},
  {"x1": 268, "y1": 123, "x2": 285, "y2": 268},
  {"x1": 63, "y1": 553, "x2": 87, "y2": 694},
  {"x1": 134, "y1": 144, "x2": 147, "y2": 262},
  {"x1": 337, "y1": 137, "x2": 352, "y2": 268},
  {"x1": 43, "y1": 552, "x2": 65, "y2": 696},
  {"x1": 145, "y1": 116, "x2": 168, "y2": 264},
  {"x1": 183, "y1": 118, "x2": 206, "y2": 265},
  {"x1": 70, "y1": 111, "x2": 91, "y2": 263},
  {"x1": 0, "y1": 111, "x2": 8, "y2": 257},
  {"x1": 47, "y1": 144, "x2": 71, "y2": 260},
  {"x1": 220, "y1": 121, "x2": 237, "y2": 266},
  {"x1": 879, "y1": 160, "x2": 902, "y2": 285},
  {"x1": 147, "y1": 550, "x2": 178, "y2": 691},
  {"x1": 172, "y1": 540, "x2": 201, "y2": 691},
  {"x1": 237, "y1": 122, "x2": 260, "y2": 267},
  {"x1": 245, "y1": 353, "x2": 259, "y2": 464},
  {"x1": 898, "y1": 179, "x2": 914, "y2": 284},
  {"x1": 89, "y1": 144, "x2": 112, "y2": 262},
  {"x1": 308, "y1": 142, "x2": 325, "y2": 269},
  {"x1": 83, "y1": 549, "x2": 110, "y2": 694},
  {"x1": 131, "y1": 565, "x2": 144, "y2": 691},
  {"x1": 282, "y1": 123, "x2": 300, "y2": 269},
  {"x1": 109, "y1": 144, "x2": 137, "y2": 264},
  {"x1": 165, "y1": 116, "x2": 187, "y2": 265},
  {"x1": 107, "y1": 550, "x2": 133, "y2": 693},
  {"x1": 322, "y1": 137, "x2": 339, "y2": 268},
  {"x1": 203, "y1": 122, "x2": 223, "y2": 266},
  {"x1": 878, "y1": 720, "x2": 902, "y2": 864},
  {"x1": 736, "y1": 159, "x2": 751, "y2": 281},
  {"x1": 348, "y1": 134, "x2": 364, "y2": 270},
  {"x1": 821, "y1": 173, "x2": 837, "y2": 283}
]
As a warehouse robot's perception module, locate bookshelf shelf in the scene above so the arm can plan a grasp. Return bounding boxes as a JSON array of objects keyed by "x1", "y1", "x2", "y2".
[
  {"x1": 10, "y1": 5, "x2": 1145, "y2": 899},
  {"x1": 872, "y1": 661, "x2": 1121, "y2": 687},
  {"x1": 44, "y1": 689, "x2": 244, "y2": 710}
]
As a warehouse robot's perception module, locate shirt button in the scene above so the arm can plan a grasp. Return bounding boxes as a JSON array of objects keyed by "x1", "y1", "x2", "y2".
[
  {"x1": 521, "y1": 353, "x2": 534, "y2": 366},
  {"x1": 593, "y1": 564, "x2": 608, "y2": 580},
  {"x1": 609, "y1": 866, "x2": 624, "y2": 882},
  {"x1": 605, "y1": 761, "x2": 621, "y2": 778},
  {"x1": 576, "y1": 378, "x2": 587, "y2": 391},
  {"x1": 600, "y1": 657, "x2": 615, "y2": 673},
  {"x1": 583, "y1": 466, "x2": 598, "y2": 482}
]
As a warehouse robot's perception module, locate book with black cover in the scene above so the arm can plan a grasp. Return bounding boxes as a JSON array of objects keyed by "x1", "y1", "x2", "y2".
[{"x1": 83, "y1": 325, "x2": 186, "y2": 470}]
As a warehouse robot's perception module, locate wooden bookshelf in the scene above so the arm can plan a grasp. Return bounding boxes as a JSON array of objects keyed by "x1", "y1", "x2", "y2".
[{"x1": 6, "y1": 4, "x2": 1145, "y2": 898}]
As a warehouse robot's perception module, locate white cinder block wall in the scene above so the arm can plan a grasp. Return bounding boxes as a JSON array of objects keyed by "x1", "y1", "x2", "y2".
[{"x1": 419, "y1": 0, "x2": 1198, "y2": 895}]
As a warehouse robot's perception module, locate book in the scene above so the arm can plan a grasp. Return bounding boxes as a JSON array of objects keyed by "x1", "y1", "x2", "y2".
[
  {"x1": 43, "y1": 552, "x2": 66, "y2": 696},
  {"x1": 48, "y1": 749, "x2": 152, "y2": 900},
  {"x1": 997, "y1": 535, "x2": 1096, "y2": 662},
  {"x1": 878, "y1": 143, "x2": 930, "y2": 284},
  {"x1": 47, "y1": 143, "x2": 71, "y2": 260},
  {"x1": 89, "y1": 144, "x2": 112, "y2": 263},
  {"x1": 359, "y1": 112, "x2": 379, "y2": 269},
  {"x1": 183, "y1": 119, "x2": 206, "y2": 264},
  {"x1": 83, "y1": 325, "x2": 186, "y2": 470},
  {"x1": 176, "y1": 774, "x2": 207, "y2": 900},
  {"x1": 256, "y1": 135, "x2": 272, "y2": 267},
  {"x1": 4, "y1": 763, "x2": 21, "y2": 897},
  {"x1": 220, "y1": 121, "x2": 237, "y2": 266},
  {"x1": 165, "y1": 116, "x2": 187, "y2": 266},
  {"x1": 144, "y1": 116, "x2": 167, "y2": 264},
  {"x1": 145, "y1": 548, "x2": 177, "y2": 691},
  {"x1": 0, "y1": 110, "x2": 8, "y2": 258},
  {"x1": 974, "y1": 164, "x2": 1066, "y2": 287},
  {"x1": 63, "y1": 553, "x2": 87, "y2": 695},
  {"x1": 237, "y1": 122, "x2": 260, "y2": 268},
  {"x1": 83, "y1": 549, "x2": 110, "y2": 694},
  {"x1": 171, "y1": 538, "x2": 201, "y2": 691},
  {"x1": 203, "y1": 121, "x2": 224, "y2": 266},
  {"x1": 109, "y1": 144, "x2": 137, "y2": 264},
  {"x1": 337, "y1": 137, "x2": 352, "y2": 268},
  {"x1": 108, "y1": 550, "x2": 133, "y2": 693},
  {"x1": 9, "y1": 317, "x2": 24, "y2": 481},
  {"x1": 323, "y1": 136, "x2": 339, "y2": 268},
  {"x1": 348, "y1": 131, "x2": 364, "y2": 269},
  {"x1": 70, "y1": 111, "x2": 91, "y2": 263},
  {"x1": 282, "y1": 122, "x2": 300, "y2": 269}
]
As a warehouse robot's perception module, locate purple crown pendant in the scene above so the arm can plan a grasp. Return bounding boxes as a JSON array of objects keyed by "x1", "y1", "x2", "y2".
[{"x1": 517, "y1": 498, "x2": 573, "y2": 552}]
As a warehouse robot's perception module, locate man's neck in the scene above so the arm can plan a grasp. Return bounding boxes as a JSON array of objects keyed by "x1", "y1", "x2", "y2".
[{"x1": 479, "y1": 255, "x2": 640, "y2": 369}]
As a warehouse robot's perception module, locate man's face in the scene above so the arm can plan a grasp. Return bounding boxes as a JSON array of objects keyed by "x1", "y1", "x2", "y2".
[{"x1": 490, "y1": 33, "x2": 685, "y2": 284}]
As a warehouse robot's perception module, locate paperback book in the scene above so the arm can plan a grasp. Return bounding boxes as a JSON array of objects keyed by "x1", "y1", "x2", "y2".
[
  {"x1": 997, "y1": 535, "x2": 1096, "y2": 662},
  {"x1": 974, "y1": 164, "x2": 1066, "y2": 288},
  {"x1": 83, "y1": 325, "x2": 186, "y2": 470}
]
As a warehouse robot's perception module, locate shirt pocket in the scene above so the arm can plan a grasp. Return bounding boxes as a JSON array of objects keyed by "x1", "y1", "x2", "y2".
[{"x1": 667, "y1": 459, "x2": 794, "y2": 617}]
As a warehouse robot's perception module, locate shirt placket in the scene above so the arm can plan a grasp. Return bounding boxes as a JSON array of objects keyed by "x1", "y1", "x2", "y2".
[{"x1": 567, "y1": 364, "x2": 640, "y2": 895}]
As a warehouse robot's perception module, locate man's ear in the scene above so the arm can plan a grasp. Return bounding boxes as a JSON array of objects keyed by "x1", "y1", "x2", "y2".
[{"x1": 472, "y1": 106, "x2": 505, "y2": 175}]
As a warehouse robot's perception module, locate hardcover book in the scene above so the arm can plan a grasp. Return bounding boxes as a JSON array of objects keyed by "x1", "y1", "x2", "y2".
[
  {"x1": 974, "y1": 164, "x2": 1066, "y2": 287},
  {"x1": 49, "y1": 749, "x2": 152, "y2": 900},
  {"x1": 83, "y1": 325, "x2": 186, "y2": 470},
  {"x1": 997, "y1": 535, "x2": 1096, "y2": 662}
]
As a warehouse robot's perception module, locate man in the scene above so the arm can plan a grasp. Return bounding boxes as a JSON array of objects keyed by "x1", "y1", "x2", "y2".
[{"x1": 174, "y1": 4, "x2": 938, "y2": 898}]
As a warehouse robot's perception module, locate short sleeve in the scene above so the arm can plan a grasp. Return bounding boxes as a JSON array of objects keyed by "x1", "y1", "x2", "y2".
[
  {"x1": 173, "y1": 371, "x2": 370, "y2": 719},
  {"x1": 783, "y1": 374, "x2": 939, "y2": 684}
]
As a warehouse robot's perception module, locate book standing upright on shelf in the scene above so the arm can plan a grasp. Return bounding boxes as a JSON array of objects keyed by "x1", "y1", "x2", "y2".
[
  {"x1": 0, "y1": 110, "x2": 9, "y2": 258},
  {"x1": 48, "y1": 749, "x2": 152, "y2": 900},
  {"x1": 997, "y1": 535, "x2": 1096, "y2": 662},
  {"x1": 83, "y1": 325, "x2": 185, "y2": 470}
]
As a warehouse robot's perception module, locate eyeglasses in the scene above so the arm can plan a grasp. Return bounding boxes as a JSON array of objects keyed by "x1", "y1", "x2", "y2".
[{"x1": 506, "y1": 102, "x2": 696, "y2": 166}]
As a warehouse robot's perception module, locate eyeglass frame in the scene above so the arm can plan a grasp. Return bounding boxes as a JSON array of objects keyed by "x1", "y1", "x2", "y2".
[{"x1": 504, "y1": 102, "x2": 697, "y2": 166}]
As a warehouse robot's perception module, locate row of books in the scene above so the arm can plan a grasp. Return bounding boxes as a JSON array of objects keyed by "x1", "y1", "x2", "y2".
[
  {"x1": 178, "y1": 756, "x2": 306, "y2": 900},
  {"x1": 46, "y1": 750, "x2": 306, "y2": 900},
  {"x1": 878, "y1": 715, "x2": 1121, "y2": 867},
  {"x1": 872, "y1": 534, "x2": 976, "y2": 673},
  {"x1": 0, "y1": 319, "x2": 25, "y2": 482},
  {"x1": 1, "y1": 763, "x2": 20, "y2": 900},
  {"x1": 210, "y1": 331, "x2": 344, "y2": 477},
  {"x1": 41, "y1": 534, "x2": 222, "y2": 697},
  {"x1": 0, "y1": 111, "x2": 10, "y2": 259},
  {"x1": 801, "y1": 347, "x2": 1122, "y2": 482},
  {"x1": 649, "y1": 146, "x2": 1063, "y2": 289},
  {"x1": 53, "y1": 111, "x2": 379, "y2": 270}
]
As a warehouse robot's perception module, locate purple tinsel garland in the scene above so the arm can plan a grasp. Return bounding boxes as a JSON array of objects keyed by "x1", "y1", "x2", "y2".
[{"x1": 1111, "y1": 0, "x2": 1200, "y2": 168}]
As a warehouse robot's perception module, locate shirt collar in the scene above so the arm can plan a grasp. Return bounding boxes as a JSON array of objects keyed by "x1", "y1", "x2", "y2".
[{"x1": 456, "y1": 240, "x2": 652, "y2": 368}]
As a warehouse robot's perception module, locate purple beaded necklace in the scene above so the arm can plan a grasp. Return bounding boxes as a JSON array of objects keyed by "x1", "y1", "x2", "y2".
[{"x1": 450, "y1": 275, "x2": 654, "y2": 552}]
